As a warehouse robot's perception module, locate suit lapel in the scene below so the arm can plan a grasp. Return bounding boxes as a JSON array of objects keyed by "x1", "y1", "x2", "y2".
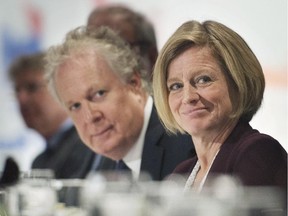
[{"x1": 140, "y1": 107, "x2": 165, "y2": 180}]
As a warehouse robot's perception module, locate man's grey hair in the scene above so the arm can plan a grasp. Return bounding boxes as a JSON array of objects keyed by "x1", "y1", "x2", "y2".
[{"x1": 45, "y1": 26, "x2": 151, "y2": 103}]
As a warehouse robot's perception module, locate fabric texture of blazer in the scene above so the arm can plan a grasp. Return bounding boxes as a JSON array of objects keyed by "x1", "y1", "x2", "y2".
[
  {"x1": 140, "y1": 106, "x2": 195, "y2": 180},
  {"x1": 32, "y1": 126, "x2": 96, "y2": 179},
  {"x1": 174, "y1": 121, "x2": 287, "y2": 189}
]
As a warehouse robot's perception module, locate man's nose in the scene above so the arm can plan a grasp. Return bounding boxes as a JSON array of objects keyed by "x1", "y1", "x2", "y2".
[
  {"x1": 82, "y1": 102, "x2": 103, "y2": 123},
  {"x1": 16, "y1": 89, "x2": 30, "y2": 105}
]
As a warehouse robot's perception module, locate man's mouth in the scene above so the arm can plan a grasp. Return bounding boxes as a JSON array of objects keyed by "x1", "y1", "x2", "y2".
[{"x1": 93, "y1": 125, "x2": 113, "y2": 137}]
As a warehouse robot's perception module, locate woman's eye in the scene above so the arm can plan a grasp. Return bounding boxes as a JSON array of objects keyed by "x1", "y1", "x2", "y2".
[
  {"x1": 69, "y1": 102, "x2": 81, "y2": 111},
  {"x1": 196, "y1": 75, "x2": 212, "y2": 84},
  {"x1": 168, "y1": 83, "x2": 183, "y2": 91}
]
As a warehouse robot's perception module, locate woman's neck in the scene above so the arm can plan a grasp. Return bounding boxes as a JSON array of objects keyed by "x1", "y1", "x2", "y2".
[{"x1": 192, "y1": 119, "x2": 238, "y2": 170}]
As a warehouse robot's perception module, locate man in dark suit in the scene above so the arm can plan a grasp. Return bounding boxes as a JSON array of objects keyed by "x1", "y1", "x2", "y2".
[
  {"x1": 44, "y1": 24, "x2": 195, "y2": 181},
  {"x1": 85, "y1": 5, "x2": 194, "y2": 180},
  {"x1": 8, "y1": 52, "x2": 97, "y2": 179}
]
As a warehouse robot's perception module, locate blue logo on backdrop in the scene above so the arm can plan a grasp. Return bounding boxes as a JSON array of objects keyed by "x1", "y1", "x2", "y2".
[
  {"x1": 0, "y1": 3, "x2": 43, "y2": 149},
  {"x1": 1, "y1": 3, "x2": 43, "y2": 72}
]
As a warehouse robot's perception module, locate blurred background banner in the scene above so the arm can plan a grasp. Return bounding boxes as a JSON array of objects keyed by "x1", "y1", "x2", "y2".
[{"x1": 0, "y1": 0, "x2": 286, "y2": 171}]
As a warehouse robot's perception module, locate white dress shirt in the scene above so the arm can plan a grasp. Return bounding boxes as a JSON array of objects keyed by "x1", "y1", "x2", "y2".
[{"x1": 122, "y1": 96, "x2": 153, "y2": 180}]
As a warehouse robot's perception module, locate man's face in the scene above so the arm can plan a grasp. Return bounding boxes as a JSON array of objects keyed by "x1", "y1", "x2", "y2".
[
  {"x1": 55, "y1": 54, "x2": 146, "y2": 160},
  {"x1": 14, "y1": 70, "x2": 67, "y2": 138}
]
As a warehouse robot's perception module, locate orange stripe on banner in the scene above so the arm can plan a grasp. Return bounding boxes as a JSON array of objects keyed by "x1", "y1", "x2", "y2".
[
  {"x1": 91, "y1": 0, "x2": 109, "y2": 7},
  {"x1": 264, "y1": 69, "x2": 287, "y2": 88}
]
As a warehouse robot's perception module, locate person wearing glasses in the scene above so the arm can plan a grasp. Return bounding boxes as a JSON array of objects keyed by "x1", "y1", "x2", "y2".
[{"x1": 9, "y1": 52, "x2": 96, "y2": 179}]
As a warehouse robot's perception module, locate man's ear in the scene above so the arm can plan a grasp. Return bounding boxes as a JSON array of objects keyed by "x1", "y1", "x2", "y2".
[{"x1": 128, "y1": 72, "x2": 142, "y2": 88}]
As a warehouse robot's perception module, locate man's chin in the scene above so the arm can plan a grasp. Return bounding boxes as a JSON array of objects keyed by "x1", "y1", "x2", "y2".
[{"x1": 95, "y1": 144, "x2": 124, "y2": 160}]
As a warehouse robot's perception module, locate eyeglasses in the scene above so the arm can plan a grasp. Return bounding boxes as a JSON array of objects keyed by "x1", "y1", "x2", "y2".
[{"x1": 15, "y1": 82, "x2": 46, "y2": 94}]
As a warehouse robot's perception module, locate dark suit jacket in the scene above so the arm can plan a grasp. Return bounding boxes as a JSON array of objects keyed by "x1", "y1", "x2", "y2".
[
  {"x1": 32, "y1": 107, "x2": 195, "y2": 181},
  {"x1": 32, "y1": 126, "x2": 96, "y2": 179},
  {"x1": 140, "y1": 106, "x2": 195, "y2": 180},
  {"x1": 174, "y1": 121, "x2": 287, "y2": 189},
  {"x1": 92, "y1": 107, "x2": 196, "y2": 181}
]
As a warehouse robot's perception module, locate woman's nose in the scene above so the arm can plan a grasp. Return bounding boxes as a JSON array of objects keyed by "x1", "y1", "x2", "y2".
[{"x1": 182, "y1": 85, "x2": 199, "y2": 104}]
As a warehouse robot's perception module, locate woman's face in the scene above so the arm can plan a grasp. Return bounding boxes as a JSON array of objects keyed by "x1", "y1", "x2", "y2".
[{"x1": 167, "y1": 46, "x2": 233, "y2": 137}]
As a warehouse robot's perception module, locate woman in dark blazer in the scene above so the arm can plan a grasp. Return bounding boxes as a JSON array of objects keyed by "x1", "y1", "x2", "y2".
[{"x1": 152, "y1": 20, "x2": 287, "y2": 193}]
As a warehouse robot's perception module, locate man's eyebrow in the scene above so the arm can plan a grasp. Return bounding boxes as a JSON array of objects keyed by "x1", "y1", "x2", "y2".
[{"x1": 63, "y1": 99, "x2": 74, "y2": 109}]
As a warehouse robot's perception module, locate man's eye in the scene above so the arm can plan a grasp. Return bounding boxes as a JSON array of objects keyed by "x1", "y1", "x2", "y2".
[
  {"x1": 97, "y1": 90, "x2": 106, "y2": 96},
  {"x1": 69, "y1": 102, "x2": 81, "y2": 111},
  {"x1": 90, "y1": 90, "x2": 107, "y2": 101},
  {"x1": 168, "y1": 83, "x2": 183, "y2": 91}
]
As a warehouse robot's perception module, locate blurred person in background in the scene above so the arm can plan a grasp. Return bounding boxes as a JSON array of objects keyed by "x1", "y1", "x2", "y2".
[
  {"x1": 44, "y1": 26, "x2": 195, "y2": 181},
  {"x1": 152, "y1": 20, "x2": 287, "y2": 191},
  {"x1": 9, "y1": 52, "x2": 97, "y2": 179},
  {"x1": 87, "y1": 4, "x2": 158, "y2": 80}
]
